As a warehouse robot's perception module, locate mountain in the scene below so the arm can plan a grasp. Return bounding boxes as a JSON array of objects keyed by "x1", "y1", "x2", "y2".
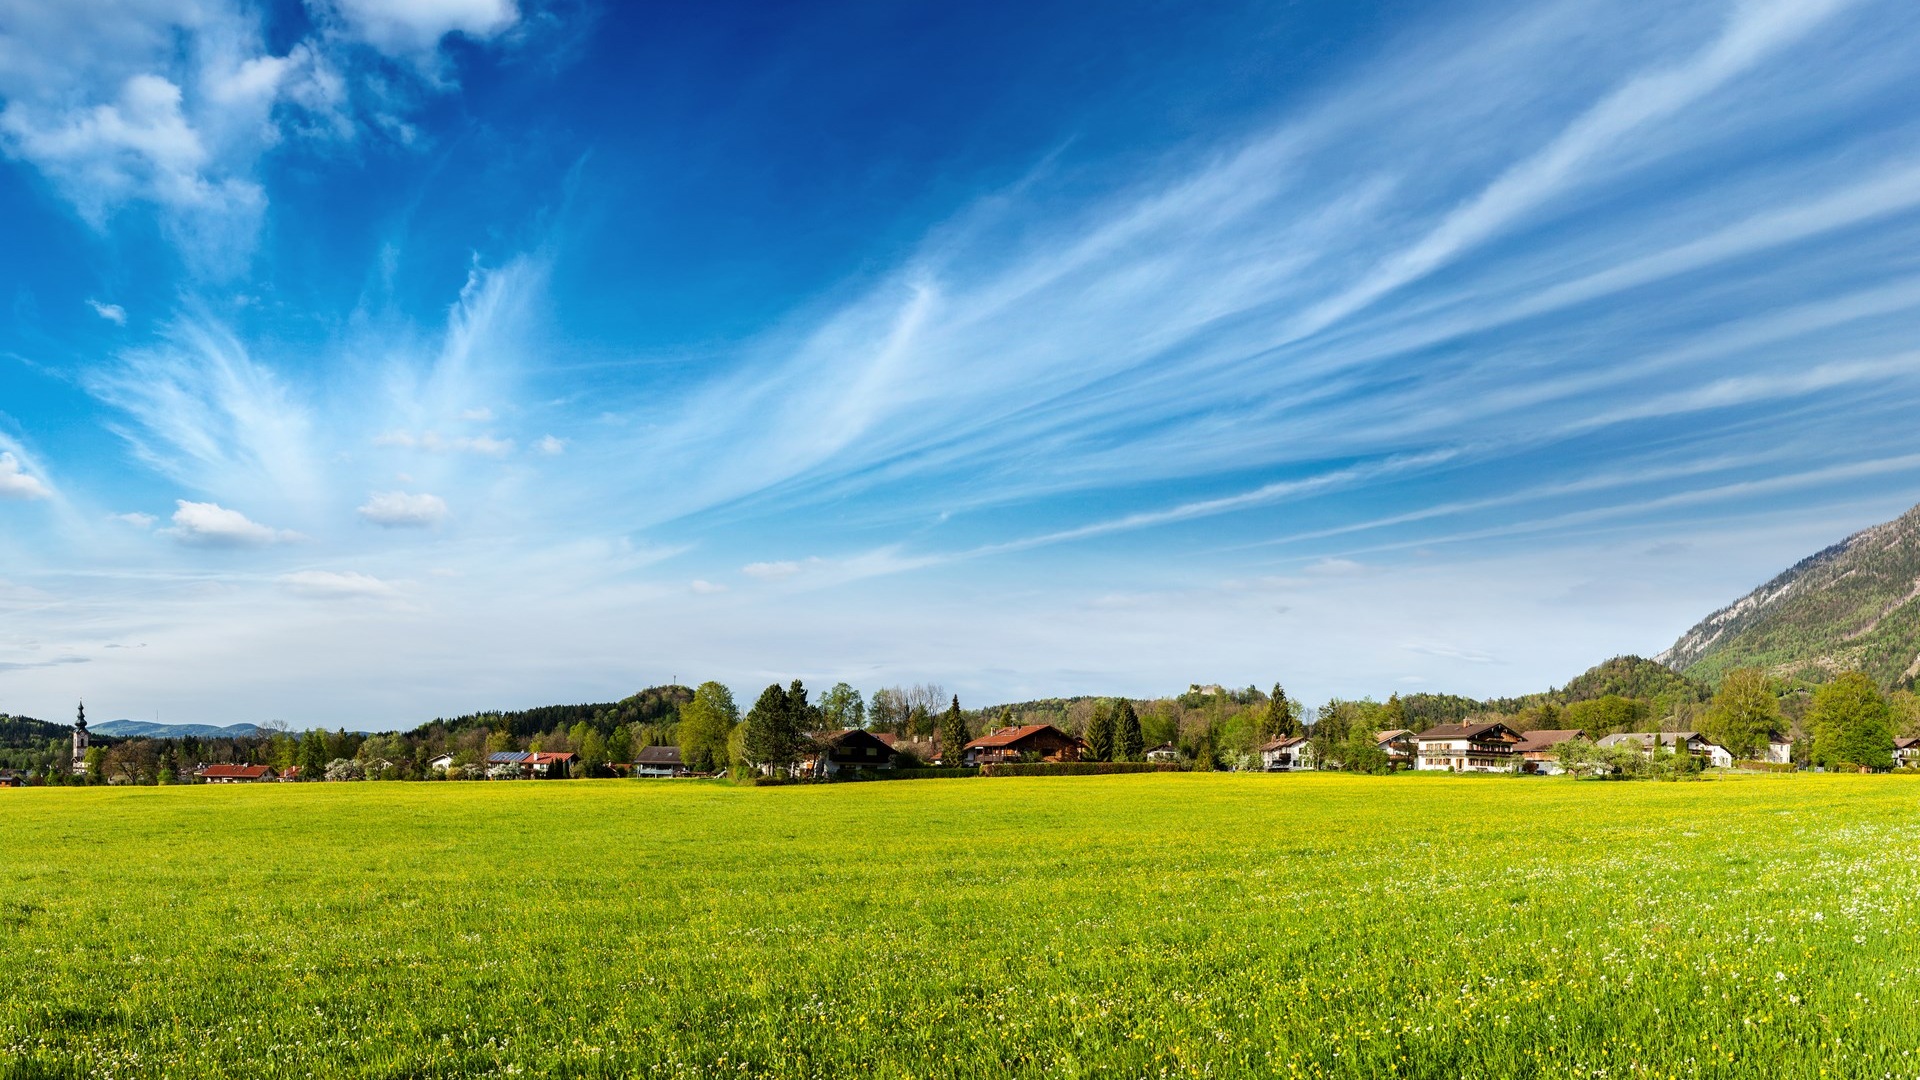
[
  {"x1": 413, "y1": 685, "x2": 694, "y2": 739},
  {"x1": 89, "y1": 720, "x2": 265, "y2": 739},
  {"x1": 0, "y1": 713, "x2": 71, "y2": 749},
  {"x1": 1659, "y1": 501, "x2": 1920, "y2": 689}
]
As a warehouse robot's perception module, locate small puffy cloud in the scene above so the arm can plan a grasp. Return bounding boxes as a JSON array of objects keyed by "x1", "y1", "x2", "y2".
[
  {"x1": 279, "y1": 570, "x2": 397, "y2": 599},
  {"x1": 163, "y1": 500, "x2": 299, "y2": 545},
  {"x1": 111, "y1": 511, "x2": 157, "y2": 528},
  {"x1": 0, "y1": 453, "x2": 52, "y2": 499},
  {"x1": 88, "y1": 298, "x2": 127, "y2": 324},
  {"x1": 357, "y1": 490, "x2": 448, "y2": 528},
  {"x1": 535, "y1": 434, "x2": 565, "y2": 455},
  {"x1": 689, "y1": 579, "x2": 727, "y2": 594},
  {"x1": 326, "y1": 0, "x2": 520, "y2": 54},
  {"x1": 458, "y1": 407, "x2": 494, "y2": 421}
]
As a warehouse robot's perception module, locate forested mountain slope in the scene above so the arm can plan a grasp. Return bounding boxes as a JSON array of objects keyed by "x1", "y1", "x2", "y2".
[{"x1": 1659, "y1": 501, "x2": 1920, "y2": 689}]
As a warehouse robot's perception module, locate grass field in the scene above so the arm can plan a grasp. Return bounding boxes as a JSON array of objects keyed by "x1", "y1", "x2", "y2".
[{"x1": 4, "y1": 773, "x2": 1920, "y2": 1079}]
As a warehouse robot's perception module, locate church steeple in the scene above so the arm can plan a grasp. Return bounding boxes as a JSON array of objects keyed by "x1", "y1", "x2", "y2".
[{"x1": 72, "y1": 701, "x2": 89, "y2": 776}]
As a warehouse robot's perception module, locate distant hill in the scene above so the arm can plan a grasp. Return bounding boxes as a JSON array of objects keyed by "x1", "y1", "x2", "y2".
[
  {"x1": 90, "y1": 720, "x2": 265, "y2": 739},
  {"x1": 415, "y1": 685, "x2": 694, "y2": 739},
  {"x1": 1659, "y1": 501, "x2": 1920, "y2": 688},
  {"x1": 0, "y1": 713, "x2": 70, "y2": 750},
  {"x1": 1401, "y1": 655, "x2": 1708, "y2": 729}
]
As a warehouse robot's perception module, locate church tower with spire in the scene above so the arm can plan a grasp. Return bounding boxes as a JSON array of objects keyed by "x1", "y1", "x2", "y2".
[{"x1": 72, "y1": 701, "x2": 89, "y2": 776}]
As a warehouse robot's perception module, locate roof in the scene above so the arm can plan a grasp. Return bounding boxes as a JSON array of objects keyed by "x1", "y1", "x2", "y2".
[
  {"x1": 1895, "y1": 737, "x2": 1920, "y2": 750},
  {"x1": 487, "y1": 751, "x2": 531, "y2": 763},
  {"x1": 1597, "y1": 732, "x2": 1715, "y2": 749},
  {"x1": 1146, "y1": 742, "x2": 1177, "y2": 752},
  {"x1": 1412, "y1": 722, "x2": 1516, "y2": 742},
  {"x1": 197, "y1": 764, "x2": 273, "y2": 779},
  {"x1": 963, "y1": 724, "x2": 1080, "y2": 750},
  {"x1": 281, "y1": 766, "x2": 303, "y2": 778},
  {"x1": 1260, "y1": 736, "x2": 1308, "y2": 751},
  {"x1": 1375, "y1": 729, "x2": 1412, "y2": 742},
  {"x1": 527, "y1": 752, "x2": 576, "y2": 765},
  {"x1": 635, "y1": 745, "x2": 684, "y2": 766},
  {"x1": 874, "y1": 733, "x2": 899, "y2": 747},
  {"x1": 1513, "y1": 729, "x2": 1585, "y2": 753}
]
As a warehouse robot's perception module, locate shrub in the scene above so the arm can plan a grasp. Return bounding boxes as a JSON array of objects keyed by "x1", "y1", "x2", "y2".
[
  {"x1": 1736, "y1": 760, "x2": 1796, "y2": 773},
  {"x1": 979, "y1": 762, "x2": 1180, "y2": 777}
]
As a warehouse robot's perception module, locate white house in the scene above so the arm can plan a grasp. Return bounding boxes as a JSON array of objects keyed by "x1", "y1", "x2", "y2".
[
  {"x1": 1765, "y1": 733, "x2": 1794, "y2": 766},
  {"x1": 1144, "y1": 742, "x2": 1180, "y2": 763},
  {"x1": 1260, "y1": 736, "x2": 1313, "y2": 771},
  {"x1": 1596, "y1": 731, "x2": 1733, "y2": 769},
  {"x1": 1411, "y1": 722, "x2": 1522, "y2": 772},
  {"x1": 1895, "y1": 737, "x2": 1920, "y2": 769},
  {"x1": 427, "y1": 753, "x2": 455, "y2": 772}
]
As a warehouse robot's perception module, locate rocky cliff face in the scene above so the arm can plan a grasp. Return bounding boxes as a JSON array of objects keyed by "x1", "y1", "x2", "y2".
[{"x1": 1659, "y1": 502, "x2": 1920, "y2": 687}]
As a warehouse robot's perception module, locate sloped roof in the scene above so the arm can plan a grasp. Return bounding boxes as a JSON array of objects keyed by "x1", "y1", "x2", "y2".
[
  {"x1": 1375, "y1": 729, "x2": 1412, "y2": 742},
  {"x1": 1260, "y1": 736, "x2": 1308, "y2": 751},
  {"x1": 1412, "y1": 722, "x2": 1517, "y2": 742},
  {"x1": 964, "y1": 724, "x2": 1079, "y2": 750},
  {"x1": 528, "y1": 752, "x2": 576, "y2": 765},
  {"x1": 636, "y1": 745, "x2": 684, "y2": 765},
  {"x1": 197, "y1": 764, "x2": 273, "y2": 779},
  {"x1": 1513, "y1": 729, "x2": 1585, "y2": 753},
  {"x1": 487, "y1": 751, "x2": 531, "y2": 763}
]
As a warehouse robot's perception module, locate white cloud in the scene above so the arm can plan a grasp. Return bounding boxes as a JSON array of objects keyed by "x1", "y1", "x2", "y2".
[
  {"x1": 535, "y1": 434, "x2": 565, "y2": 455},
  {"x1": 371, "y1": 430, "x2": 514, "y2": 456},
  {"x1": 741, "y1": 559, "x2": 805, "y2": 580},
  {"x1": 0, "y1": 452, "x2": 52, "y2": 499},
  {"x1": 689, "y1": 579, "x2": 727, "y2": 594},
  {"x1": 356, "y1": 490, "x2": 448, "y2": 527},
  {"x1": 458, "y1": 407, "x2": 494, "y2": 421},
  {"x1": 279, "y1": 570, "x2": 397, "y2": 599},
  {"x1": 88, "y1": 298, "x2": 127, "y2": 325},
  {"x1": 324, "y1": 0, "x2": 520, "y2": 55},
  {"x1": 111, "y1": 511, "x2": 156, "y2": 528},
  {"x1": 163, "y1": 500, "x2": 299, "y2": 545}
]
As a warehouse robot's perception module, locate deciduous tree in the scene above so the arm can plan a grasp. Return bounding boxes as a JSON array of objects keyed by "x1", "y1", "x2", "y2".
[
  {"x1": 1809, "y1": 672, "x2": 1894, "y2": 771},
  {"x1": 1702, "y1": 668, "x2": 1780, "y2": 761}
]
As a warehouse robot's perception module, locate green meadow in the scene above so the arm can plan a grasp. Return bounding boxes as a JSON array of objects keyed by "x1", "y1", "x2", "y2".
[{"x1": 4, "y1": 774, "x2": 1920, "y2": 1079}]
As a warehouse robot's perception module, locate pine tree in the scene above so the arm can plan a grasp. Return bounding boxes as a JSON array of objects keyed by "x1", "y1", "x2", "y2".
[
  {"x1": 745, "y1": 683, "x2": 799, "y2": 773},
  {"x1": 1262, "y1": 683, "x2": 1296, "y2": 740},
  {"x1": 940, "y1": 695, "x2": 971, "y2": 766},
  {"x1": 1115, "y1": 699, "x2": 1144, "y2": 761},
  {"x1": 1085, "y1": 700, "x2": 1115, "y2": 762}
]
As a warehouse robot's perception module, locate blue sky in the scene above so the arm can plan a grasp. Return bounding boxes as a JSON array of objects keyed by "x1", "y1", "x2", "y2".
[{"x1": 4, "y1": 0, "x2": 1920, "y2": 727}]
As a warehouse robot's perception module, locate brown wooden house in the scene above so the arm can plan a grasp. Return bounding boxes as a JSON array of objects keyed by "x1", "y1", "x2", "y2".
[{"x1": 961, "y1": 724, "x2": 1085, "y2": 766}]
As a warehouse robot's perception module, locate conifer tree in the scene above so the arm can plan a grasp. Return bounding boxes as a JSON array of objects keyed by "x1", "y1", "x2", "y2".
[
  {"x1": 1262, "y1": 684, "x2": 1297, "y2": 740},
  {"x1": 745, "y1": 683, "x2": 799, "y2": 773},
  {"x1": 1085, "y1": 700, "x2": 1115, "y2": 762},
  {"x1": 940, "y1": 695, "x2": 971, "y2": 766},
  {"x1": 1115, "y1": 699, "x2": 1144, "y2": 761}
]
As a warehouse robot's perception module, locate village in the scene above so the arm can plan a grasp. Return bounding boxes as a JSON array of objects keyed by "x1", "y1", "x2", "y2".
[{"x1": 13, "y1": 703, "x2": 1916, "y2": 787}]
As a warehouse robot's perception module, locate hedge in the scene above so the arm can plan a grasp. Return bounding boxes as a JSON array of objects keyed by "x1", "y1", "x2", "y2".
[
  {"x1": 1735, "y1": 760, "x2": 1797, "y2": 773},
  {"x1": 979, "y1": 761, "x2": 1181, "y2": 778},
  {"x1": 863, "y1": 767, "x2": 981, "y2": 781}
]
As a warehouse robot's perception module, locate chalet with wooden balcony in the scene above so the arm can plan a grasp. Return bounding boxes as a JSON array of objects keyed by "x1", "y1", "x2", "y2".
[{"x1": 1411, "y1": 722, "x2": 1522, "y2": 772}]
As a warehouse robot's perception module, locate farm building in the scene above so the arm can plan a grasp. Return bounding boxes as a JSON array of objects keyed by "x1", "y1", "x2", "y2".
[
  {"x1": 0, "y1": 770, "x2": 24, "y2": 787},
  {"x1": 195, "y1": 764, "x2": 277, "y2": 783},
  {"x1": 1895, "y1": 737, "x2": 1920, "y2": 768},
  {"x1": 800, "y1": 729, "x2": 898, "y2": 778},
  {"x1": 1412, "y1": 722, "x2": 1522, "y2": 772},
  {"x1": 1259, "y1": 735, "x2": 1313, "y2": 771},
  {"x1": 1513, "y1": 729, "x2": 1586, "y2": 775},
  {"x1": 633, "y1": 745, "x2": 688, "y2": 778},
  {"x1": 1375, "y1": 729, "x2": 1415, "y2": 768},
  {"x1": 962, "y1": 724, "x2": 1086, "y2": 766}
]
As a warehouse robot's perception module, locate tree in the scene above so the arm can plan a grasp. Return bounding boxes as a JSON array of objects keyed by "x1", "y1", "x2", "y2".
[
  {"x1": 677, "y1": 682, "x2": 740, "y2": 773},
  {"x1": 1341, "y1": 725, "x2": 1388, "y2": 774},
  {"x1": 788, "y1": 680, "x2": 821, "y2": 734},
  {"x1": 1562, "y1": 695, "x2": 1650, "y2": 738},
  {"x1": 745, "y1": 683, "x2": 802, "y2": 773},
  {"x1": 1115, "y1": 700, "x2": 1144, "y2": 761},
  {"x1": 1085, "y1": 700, "x2": 1115, "y2": 762},
  {"x1": 1259, "y1": 684, "x2": 1297, "y2": 741},
  {"x1": 300, "y1": 730, "x2": 329, "y2": 774},
  {"x1": 1809, "y1": 672, "x2": 1895, "y2": 771},
  {"x1": 868, "y1": 687, "x2": 906, "y2": 734},
  {"x1": 939, "y1": 695, "x2": 971, "y2": 765},
  {"x1": 819, "y1": 683, "x2": 865, "y2": 731},
  {"x1": 606, "y1": 723, "x2": 634, "y2": 767},
  {"x1": 1553, "y1": 737, "x2": 1604, "y2": 779},
  {"x1": 1702, "y1": 668, "x2": 1781, "y2": 761},
  {"x1": 1378, "y1": 694, "x2": 1407, "y2": 733},
  {"x1": 578, "y1": 729, "x2": 608, "y2": 777}
]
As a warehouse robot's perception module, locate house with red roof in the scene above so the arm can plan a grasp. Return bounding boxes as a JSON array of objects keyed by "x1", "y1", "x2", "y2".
[
  {"x1": 195, "y1": 764, "x2": 277, "y2": 783},
  {"x1": 961, "y1": 724, "x2": 1085, "y2": 766}
]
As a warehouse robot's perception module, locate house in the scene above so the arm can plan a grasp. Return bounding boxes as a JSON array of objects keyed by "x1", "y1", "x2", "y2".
[
  {"x1": 1512, "y1": 729, "x2": 1586, "y2": 775},
  {"x1": 0, "y1": 770, "x2": 24, "y2": 788},
  {"x1": 1595, "y1": 731, "x2": 1733, "y2": 769},
  {"x1": 1765, "y1": 733, "x2": 1795, "y2": 766},
  {"x1": 1895, "y1": 737, "x2": 1920, "y2": 768},
  {"x1": 801, "y1": 729, "x2": 898, "y2": 778},
  {"x1": 1375, "y1": 729, "x2": 1415, "y2": 768},
  {"x1": 1411, "y1": 722, "x2": 1522, "y2": 772},
  {"x1": 527, "y1": 751, "x2": 576, "y2": 778},
  {"x1": 633, "y1": 745, "x2": 688, "y2": 778},
  {"x1": 486, "y1": 751, "x2": 531, "y2": 779},
  {"x1": 279, "y1": 765, "x2": 304, "y2": 782},
  {"x1": 1260, "y1": 735, "x2": 1313, "y2": 771},
  {"x1": 196, "y1": 764, "x2": 277, "y2": 783},
  {"x1": 1145, "y1": 742, "x2": 1180, "y2": 763},
  {"x1": 962, "y1": 724, "x2": 1086, "y2": 766},
  {"x1": 426, "y1": 753, "x2": 455, "y2": 773}
]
